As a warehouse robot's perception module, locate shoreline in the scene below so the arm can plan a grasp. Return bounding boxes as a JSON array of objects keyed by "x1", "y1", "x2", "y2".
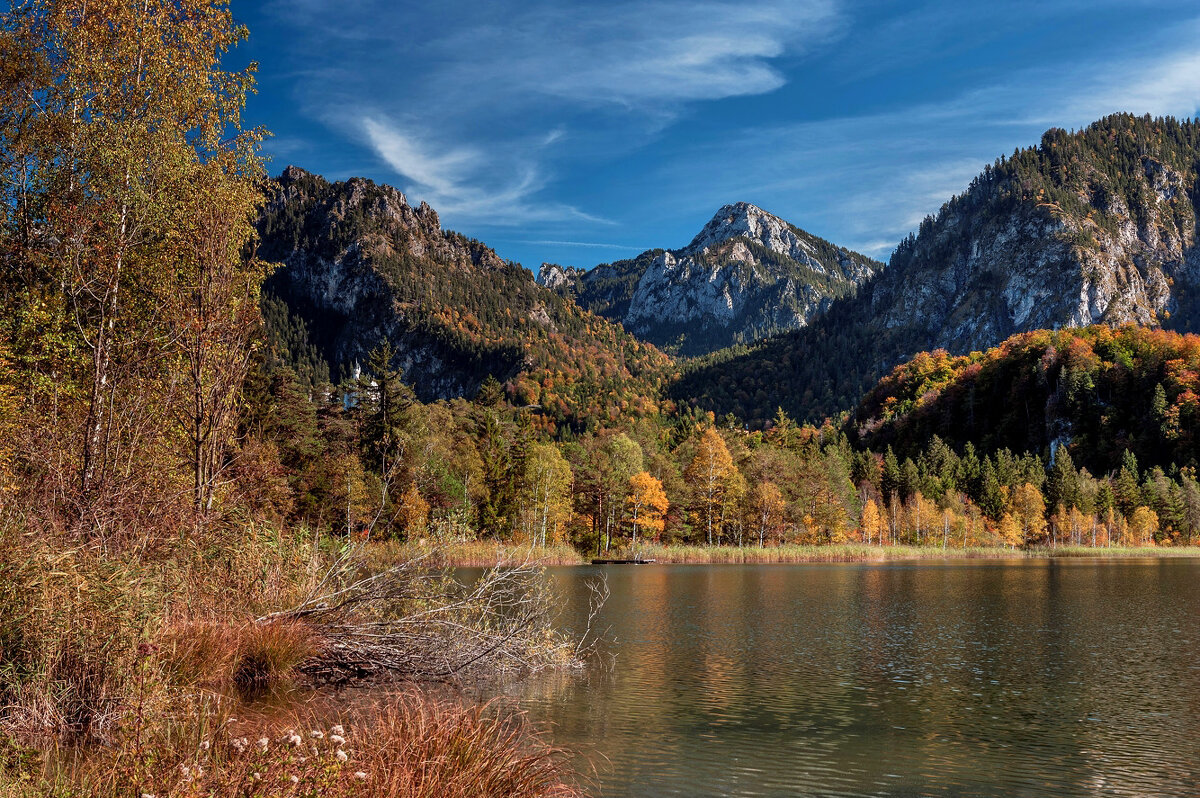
[{"x1": 394, "y1": 541, "x2": 1200, "y2": 567}]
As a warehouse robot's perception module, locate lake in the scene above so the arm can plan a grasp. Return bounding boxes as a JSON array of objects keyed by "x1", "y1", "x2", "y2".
[{"x1": 498, "y1": 559, "x2": 1200, "y2": 797}]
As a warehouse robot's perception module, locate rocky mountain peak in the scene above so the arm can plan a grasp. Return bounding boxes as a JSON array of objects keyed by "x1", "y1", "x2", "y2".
[
  {"x1": 278, "y1": 164, "x2": 315, "y2": 185},
  {"x1": 544, "y1": 203, "x2": 882, "y2": 355},
  {"x1": 685, "y1": 202, "x2": 816, "y2": 264}
]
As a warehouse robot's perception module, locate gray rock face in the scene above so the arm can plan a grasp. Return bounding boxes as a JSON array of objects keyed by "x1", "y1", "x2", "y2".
[
  {"x1": 863, "y1": 154, "x2": 1199, "y2": 357},
  {"x1": 540, "y1": 202, "x2": 882, "y2": 355}
]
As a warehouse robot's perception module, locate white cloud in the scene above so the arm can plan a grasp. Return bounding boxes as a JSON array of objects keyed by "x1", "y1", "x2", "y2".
[
  {"x1": 361, "y1": 117, "x2": 608, "y2": 225},
  {"x1": 513, "y1": 239, "x2": 646, "y2": 250},
  {"x1": 428, "y1": 0, "x2": 838, "y2": 110}
]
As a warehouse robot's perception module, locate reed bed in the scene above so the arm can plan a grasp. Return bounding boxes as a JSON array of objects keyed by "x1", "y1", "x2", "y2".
[
  {"x1": 619, "y1": 543, "x2": 1200, "y2": 564},
  {"x1": 0, "y1": 524, "x2": 594, "y2": 797}
]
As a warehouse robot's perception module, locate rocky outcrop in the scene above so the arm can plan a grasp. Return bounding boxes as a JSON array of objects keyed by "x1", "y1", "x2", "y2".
[
  {"x1": 860, "y1": 122, "x2": 1200, "y2": 356},
  {"x1": 539, "y1": 202, "x2": 881, "y2": 355},
  {"x1": 258, "y1": 167, "x2": 516, "y2": 399}
]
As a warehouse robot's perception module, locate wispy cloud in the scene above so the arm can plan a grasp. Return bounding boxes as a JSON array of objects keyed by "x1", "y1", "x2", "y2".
[
  {"x1": 360, "y1": 117, "x2": 609, "y2": 225},
  {"x1": 267, "y1": 0, "x2": 843, "y2": 227},
  {"x1": 510, "y1": 239, "x2": 647, "y2": 250}
]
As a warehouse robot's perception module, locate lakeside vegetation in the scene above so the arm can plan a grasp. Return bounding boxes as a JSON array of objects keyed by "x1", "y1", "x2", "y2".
[
  {"x1": 0, "y1": 2, "x2": 586, "y2": 796},
  {"x1": 625, "y1": 542, "x2": 1200, "y2": 564}
]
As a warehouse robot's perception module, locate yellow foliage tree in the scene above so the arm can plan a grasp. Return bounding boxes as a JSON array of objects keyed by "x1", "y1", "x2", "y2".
[
  {"x1": 998, "y1": 512, "x2": 1023, "y2": 549},
  {"x1": 1009, "y1": 482, "x2": 1047, "y2": 545},
  {"x1": 397, "y1": 482, "x2": 430, "y2": 539},
  {"x1": 860, "y1": 498, "x2": 885, "y2": 546},
  {"x1": 627, "y1": 471, "x2": 668, "y2": 546},
  {"x1": 1129, "y1": 506, "x2": 1159, "y2": 546},
  {"x1": 750, "y1": 480, "x2": 787, "y2": 547},
  {"x1": 685, "y1": 427, "x2": 736, "y2": 545},
  {"x1": 523, "y1": 443, "x2": 573, "y2": 547}
]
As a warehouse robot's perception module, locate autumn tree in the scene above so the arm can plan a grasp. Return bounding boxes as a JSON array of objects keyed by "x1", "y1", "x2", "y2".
[
  {"x1": 0, "y1": 0, "x2": 262, "y2": 527},
  {"x1": 1129, "y1": 506, "x2": 1159, "y2": 546},
  {"x1": 522, "y1": 443, "x2": 572, "y2": 547},
  {"x1": 169, "y1": 156, "x2": 265, "y2": 513},
  {"x1": 749, "y1": 480, "x2": 786, "y2": 547},
  {"x1": 685, "y1": 427, "x2": 736, "y2": 545},
  {"x1": 860, "y1": 497, "x2": 885, "y2": 546},
  {"x1": 626, "y1": 471, "x2": 667, "y2": 547},
  {"x1": 1009, "y1": 482, "x2": 1047, "y2": 545}
]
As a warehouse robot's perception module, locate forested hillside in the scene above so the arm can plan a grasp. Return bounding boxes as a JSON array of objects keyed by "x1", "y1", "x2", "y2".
[
  {"x1": 259, "y1": 167, "x2": 671, "y2": 431},
  {"x1": 852, "y1": 326, "x2": 1200, "y2": 477},
  {"x1": 674, "y1": 114, "x2": 1200, "y2": 426}
]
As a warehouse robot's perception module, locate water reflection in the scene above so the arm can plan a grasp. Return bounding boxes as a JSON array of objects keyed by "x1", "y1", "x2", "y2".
[{"x1": 497, "y1": 560, "x2": 1200, "y2": 797}]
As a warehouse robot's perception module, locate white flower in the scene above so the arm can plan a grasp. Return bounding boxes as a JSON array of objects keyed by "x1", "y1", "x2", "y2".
[
  {"x1": 353, "y1": 771, "x2": 368, "y2": 781},
  {"x1": 309, "y1": 729, "x2": 324, "y2": 739},
  {"x1": 330, "y1": 724, "x2": 345, "y2": 737},
  {"x1": 141, "y1": 794, "x2": 155, "y2": 798},
  {"x1": 256, "y1": 737, "x2": 270, "y2": 752},
  {"x1": 198, "y1": 740, "x2": 211, "y2": 751},
  {"x1": 329, "y1": 734, "x2": 346, "y2": 746},
  {"x1": 252, "y1": 772, "x2": 262, "y2": 781},
  {"x1": 288, "y1": 733, "x2": 304, "y2": 748},
  {"x1": 335, "y1": 749, "x2": 349, "y2": 763},
  {"x1": 289, "y1": 775, "x2": 300, "y2": 785}
]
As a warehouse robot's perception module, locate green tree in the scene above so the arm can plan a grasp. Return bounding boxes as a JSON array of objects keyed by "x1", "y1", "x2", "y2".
[{"x1": 1, "y1": 0, "x2": 261, "y2": 514}]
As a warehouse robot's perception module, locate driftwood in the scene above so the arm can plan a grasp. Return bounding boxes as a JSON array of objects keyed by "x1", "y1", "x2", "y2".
[{"x1": 257, "y1": 548, "x2": 608, "y2": 684}]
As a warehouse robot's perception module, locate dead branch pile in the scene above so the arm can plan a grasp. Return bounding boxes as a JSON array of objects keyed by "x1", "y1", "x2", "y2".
[{"x1": 257, "y1": 550, "x2": 607, "y2": 685}]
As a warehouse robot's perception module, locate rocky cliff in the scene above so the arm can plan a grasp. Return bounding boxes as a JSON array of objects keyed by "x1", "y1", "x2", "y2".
[
  {"x1": 538, "y1": 202, "x2": 881, "y2": 355},
  {"x1": 864, "y1": 116, "x2": 1200, "y2": 354}
]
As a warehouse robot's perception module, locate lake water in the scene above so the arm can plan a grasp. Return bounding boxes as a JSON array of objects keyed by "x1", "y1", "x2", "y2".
[{"x1": 499, "y1": 560, "x2": 1200, "y2": 797}]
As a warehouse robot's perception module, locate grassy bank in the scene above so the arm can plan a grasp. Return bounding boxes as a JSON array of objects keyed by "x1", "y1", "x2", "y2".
[
  {"x1": 0, "y1": 526, "x2": 586, "y2": 798},
  {"x1": 0, "y1": 692, "x2": 582, "y2": 798},
  {"x1": 602, "y1": 542, "x2": 1200, "y2": 564}
]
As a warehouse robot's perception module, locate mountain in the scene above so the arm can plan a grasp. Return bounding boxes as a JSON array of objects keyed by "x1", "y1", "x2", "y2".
[
  {"x1": 850, "y1": 325, "x2": 1200, "y2": 476},
  {"x1": 537, "y1": 202, "x2": 882, "y2": 355},
  {"x1": 673, "y1": 114, "x2": 1200, "y2": 427},
  {"x1": 257, "y1": 166, "x2": 671, "y2": 427}
]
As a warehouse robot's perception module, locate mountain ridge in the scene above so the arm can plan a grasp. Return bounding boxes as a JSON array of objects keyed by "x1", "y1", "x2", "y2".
[
  {"x1": 674, "y1": 114, "x2": 1200, "y2": 427},
  {"x1": 257, "y1": 166, "x2": 671, "y2": 429},
  {"x1": 538, "y1": 202, "x2": 882, "y2": 355}
]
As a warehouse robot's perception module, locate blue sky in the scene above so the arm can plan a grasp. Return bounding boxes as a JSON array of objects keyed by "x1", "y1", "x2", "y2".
[{"x1": 234, "y1": 0, "x2": 1200, "y2": 270}]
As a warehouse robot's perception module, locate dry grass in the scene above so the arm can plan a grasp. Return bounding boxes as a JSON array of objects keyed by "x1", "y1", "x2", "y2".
[
  {"x1": 0, "y1": 522, "x2": 596, "y2": 797},
  {"x1": 1, "y1": 692, "x2": 583, "y2": 798},
  {"x1": 626, "y1": 543, "x2": 1021, "y2": 563},
  {"x1": 1031, "y1": 544, "x2": 1200, "y2": 558},
  {"x1": 158, "y1": 619, "x2": 320, "y2": 695}
]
